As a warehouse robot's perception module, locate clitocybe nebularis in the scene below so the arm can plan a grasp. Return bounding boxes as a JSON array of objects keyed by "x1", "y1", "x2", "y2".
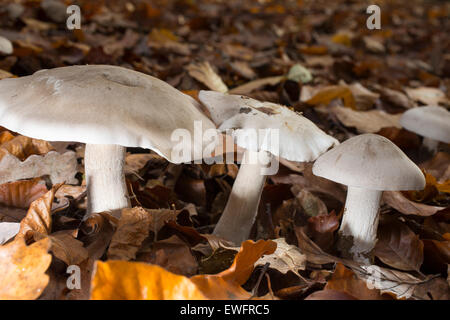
[
  {"x1": 312, "y1": 133, "x2": 425, "y2": 263},
  {"x1": 0, "y1": 65, "x2": 218, "y2": 218},
  {"x1": 400, "y1": 106, "x2": 450, "y2": 152},
  {"x1": 199, "y1": 90, "x2": 339, "y2": 244}
]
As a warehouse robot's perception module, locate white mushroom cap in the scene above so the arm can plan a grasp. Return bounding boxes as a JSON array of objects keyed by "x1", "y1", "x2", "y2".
[
  {"x1": 400, "y1": 106, "x2": 450, "y2": 143},
  {"x1": 0, "y1": 65, "x2": 218, "y2": 163},
  {"x1": 313, "y1": 133, "x2": 425, "y2": 191},
  {"x1": 198, "y1": 90, "x2": 339, "y2": 162}
]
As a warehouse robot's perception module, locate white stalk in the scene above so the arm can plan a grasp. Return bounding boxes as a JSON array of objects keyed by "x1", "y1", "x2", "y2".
[
  {"x1": 423, "y1": 137, "x2": 439, "y2": 153},
  {"x1": 213, "y1": 149, "x2": 269, "y2": 244},
  {"x1": 84, "y1": 144, "x2": 130, "y2": 218},
  {"x1": 338, "y1": 186, "x2": 382, "y2": 263}
]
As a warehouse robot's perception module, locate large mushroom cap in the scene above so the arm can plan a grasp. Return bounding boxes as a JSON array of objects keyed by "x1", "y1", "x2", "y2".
[
  {"x1": 400, "y1": 106, "x2": 450, "y2": 143},
  {"x1": 198, "y1": 90, "x2": 339, "y2": 162},
  {"x1": 0, "y1": 65, "x2": 217, "y2": 163},
  {"x1": 312, "y1": 133, "x2": 425, "y2": 191}
]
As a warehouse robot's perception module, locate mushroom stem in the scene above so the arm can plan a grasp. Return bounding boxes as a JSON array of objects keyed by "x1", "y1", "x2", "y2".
[
  {"x1": 85, "y1": 144, "x2": 130, "y2": 218},
  {"x1": 338, "y1": 186, "x2": 382, "y2": 263},
  {"x1": 422, "y1": 137, "x2": 439, "y2": 153},
  {"x1": 213, "y1": 149, "x2": 268, "y2": 244}
]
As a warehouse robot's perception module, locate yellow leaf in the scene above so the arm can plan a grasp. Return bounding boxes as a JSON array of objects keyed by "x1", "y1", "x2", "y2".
[
  {"x1": 306, "y1": 85, "x2": 356, "y2": 109},
  {"x1": 0, "y1": 237, "x2": 52, "y2": 299}
]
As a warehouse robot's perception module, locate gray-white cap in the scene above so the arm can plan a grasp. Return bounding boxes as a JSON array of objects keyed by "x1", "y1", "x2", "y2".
[
  {"x1": 400, "y1": 106, "x2": 450, "y2": 144},
  {"x1": 312, "y1": 133, "x2": 425, "y2": 191},
  {"x1": 0, "y1": 65, "x2": 218, "y2": 163},
  {"x1": 198, "y1": 90, "x2": 339, "y2": 162}
]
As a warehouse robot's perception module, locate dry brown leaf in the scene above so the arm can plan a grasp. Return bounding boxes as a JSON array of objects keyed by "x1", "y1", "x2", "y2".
[
  {"x1": 374, "y1": 217, "x2": 424, "y2": 271},
  {"x1": 0, "y1": 237, "x2": 51, "y2": 299},
  {"x1": 343, "y1": 82, "x2": 380, "y2": 110},
  {"x1": 107, "y1": 207, "x2": 151, "y2": 261},
  {"x1": 291, "y1": 186, "x2": 328, "y2": 217},
  {"x1": 305, "y1": 289, "x2": 357, "y2": 300},
  {"x1": 254, "y1": 238, "x2": 306, "y2": 276},
  {"x1": 228, "y1": 76, "x2": 283, "y2": 95},
  {"x1": 49, "y1": 230, "x2": 88, "y2": 266},
  {"x1": 138, "y1": 235, "x2": 198, "y2": 277},
  {"x1": 0, "y1": 135, "x2": 54, "y2": 161},
  {"x1": 0, "y1": 178, "x2": 47, "y2": 208},
  {"x1": 383, "y1": 191, "x2": 446, "y2": 216},
  {"x1": 331, "y1": 105, "x2": 401, "y2": 133},
  {"x1": 16, "y1": 184, "x2": 61, "y2": 240},
  {"x1": 0, "y1": 151, "x2": 78, "y2": 185},
  {"x1": 186, "y1": 61, "x2": 228, "y2": 93}
]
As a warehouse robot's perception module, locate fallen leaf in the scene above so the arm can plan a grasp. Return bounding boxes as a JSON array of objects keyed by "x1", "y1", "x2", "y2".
[
  {"x1": 383, "y1": 191, "x2": 446, "y2": 216},
  {"x1": 405, "y1": 87, "x2": 449, "y2": 105},
  {"x1": 0, "y1": 178, "x2": 47, "y2": 208},
  {"x1": 0, "y1": 135, "x2": 54, "y2": 161},
  {"x1": 187, "y1": 61, "x2": 228, "y2": 93},
  {"x1": 325, "y1": 263, "x2": 385, "y2": 300},
  {"x1": 107, "y1": 207, "x2": 152, "y2": 261},
  {"x1": 138, "y1": 235, "x2": 198, "y2": 277},
  {"x1": 331, "y1": 105, "x2": 401, "y2": 133},
  {"x1": 374, "y1": 217, "x2": 424, "y2": 271},
  {"x1": 254, "y1": 238, "x2": 306, "y2": 276},
  {"x1": 0, "y1": 237, "x2": 51, "y2": 299},
  {"x1": 305, "y1": 85, "x2": 356, "y2": 109},
  {"x1": 49, "y1": 230, "x2": 88, "y2": 266},
  {"x1": 91, "y1": 240, "x2": 276, "y2": 300},
  {"x1": 229, "y1": 76, "x2": 283, "y2": 95},
  {"x1": 0, "y1": 151, "x2": 78, "y2": 185},
  {"x1": 16, "y1": 184, "x2": 61, "y2": 240},
  {"x1": 305, "y1": 289, "x2": 357, "y2": 300}
]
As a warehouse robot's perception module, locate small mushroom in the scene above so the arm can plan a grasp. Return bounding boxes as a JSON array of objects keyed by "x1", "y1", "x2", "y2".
[
  {"x1": 312, "y1": 133, "x2": 425, "y2": 263},
  {"x1": 0, "y1": 36, "x2": 13, "y2": 56},
  {"x1": 400, "y1": 106, "x2": 450, "y2": 152},
  {"x1": 0, "y1": 65, "x2": 218, "y2": 218},
  {"x1": 199, "y1": 90, "x2": 338, "y2": 244}
]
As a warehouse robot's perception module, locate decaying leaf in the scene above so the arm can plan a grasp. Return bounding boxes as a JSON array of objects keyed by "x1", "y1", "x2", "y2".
[
  {"x1": 254, "y1": 238, "x2": 306, "y2": 276},
  {"x1": 16, "y1": 184, "x2": 61, "y2": 240},
  {"x1": 374, "y1": 217, "x2": 424, "y2": 271},
  {"x1": 0, "y1": 151, "x2": 78, "y2": 185},
  {"x1": 0, "y1": 178, "x2": 47, "y2": 208},
  {"x1": 91, "y1": 240, "x2": 276, "y2": 300},
  {"x1": 305, "y1": 85, "x2": 356, "y2": 109},
  {"x1": 186, "y1": 61, "x2": 228, "y2": 93},
  {"x1": 0, "y1": 237, "x2": 51, "y2": 299},
  {"x1": 49, "y1": 230, "x2": 88, "y2": 266},
  {"x1": 331, "y1": 105, "x2": 401, "y2": 133},
  {"x1": 404, "y1": 87, "x2": 449, "y2": 105},
  {"x1": 0, "y1": 135, "x2": 54, "y2": 161},
  {"x1": 107, "y1": 207, "x2": 152, "y2": 261},
  {"x1": 383, "y1": 191, "x2": 446, "y2": 216}
]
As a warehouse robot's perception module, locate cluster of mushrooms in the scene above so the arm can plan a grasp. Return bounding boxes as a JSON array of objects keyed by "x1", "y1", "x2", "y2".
[{"x1": 0, "y1": 64, "x2": 448, "y2": 264}]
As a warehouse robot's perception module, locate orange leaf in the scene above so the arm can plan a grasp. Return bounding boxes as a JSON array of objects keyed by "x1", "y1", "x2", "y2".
[
  {"x1": 305, "y1": 85, "x2": 356, "y2": 109},
  {"x1": 0, "y1": 178, "x2": 48, "y2": 208},
  {"x1": 91, "y1": 240, "x2": 276, "y2": 300},
  {"x1": 325, "y1": 263, "x2": 385, "y2": 300},
  {"x1": 0, "y1": 135, "x2": 54, "y2": 161},
  {"x1": 0, "y1": 237, "x2": 51, "y2": 299},
  {"x1": 16, "y1": 184, "x2": 62, "y2": 240}
]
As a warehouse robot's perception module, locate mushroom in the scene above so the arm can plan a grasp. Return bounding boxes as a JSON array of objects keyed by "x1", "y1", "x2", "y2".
[
  {"x1": 0, "y1": 65, "x2": 218, "y2": 218},
  {"x1": 199, "y1": 90, "x2": 338, "y2": 244},
  {"x1": 312, "y1": 133, "x2": 425, "y2": 263},
  {"x1": 400, "y1": 106, "x2": 450, "y2": 152}
]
